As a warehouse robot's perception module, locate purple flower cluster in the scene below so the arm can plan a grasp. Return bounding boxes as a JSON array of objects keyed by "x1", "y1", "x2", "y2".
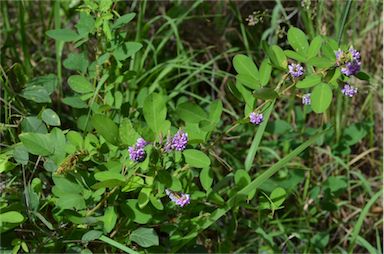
[
  {"x1": 128, "y1": 137, "x2": 148, "y2": 162},
  {"x1": 336, "y1": 47, "x2": 361, "y2": 76},
  {"x1": 249, "y1": 112, "x2": 263, "y2": 125},
  {"x1": 302, "y1": 93, "x2": 311, "y2": 105},
  {"x1": 164, "y1": 130, "x2": 188, "y2": 152},
  {"x1": 165, "y1": 189, "x2": 190, "y2": 207},
  {"x1": 288, "y1": 63, "x2": 304, "y2": 78},
  {"x1": 341, "y1": 84, "x2": 358, "y2": 97}
]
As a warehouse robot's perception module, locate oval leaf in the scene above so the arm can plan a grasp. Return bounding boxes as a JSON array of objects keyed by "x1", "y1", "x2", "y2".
[
  {"x1": 42, "y1": 109, "x2": 61, "y2": 126},
  {"x1": 19, "y1": 133, "x2": 54, "y2": 156},
  {"x1": 91, "y1": 115, "x2": 119, "y2": 145},
  {"x1": 296, "y1": 75, "x2": 322, "y2": 89},
  {"x1": 233, "y1": 54, "x2": 260, "y2": 86},
  {"x1": 143, "y1": 93, "x2": 167, "y2": 135},
  {"x1": 287, "y1": 27, "x2": 309, "y2": 55},
  {"x1": 68, "y1": 75, "x2": 93, "y2": 94},
  {"x1": 253, "y1": 88, "x2": 279, "y2": 100},
  {"x1": 311, "y1": 83, "x2": 333, "y2": 113},
  {"x1": 176, "y1": 102, "x2": 207, "y2": 123},
  {"x1": 271, "y1": 45, "x2": 287, "y2": 69},
  {"x1": 130, "y1": 227, "x2": 159, "y2": 248},
  {"x1": 183, "y1": 149, "x2": 211, "y2": 168}
]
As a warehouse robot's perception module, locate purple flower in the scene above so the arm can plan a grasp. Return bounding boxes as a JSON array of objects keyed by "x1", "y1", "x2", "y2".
[
  {"x1": 302, "y1": 93, "x2": 311, "y2": 105},
  {"x1": 128, "y1": 137, "x2": 148, "y2": 162},
  {"x1": 341, "y1": 61, "x2": 361, "y2": 76},
  {"x1": 128, "y1": 146, "x2": 146, "y2": 162},
  {"x1": 336, "y1": 47, "x2": 361, "y2": 76},
  {"x1": 341, "y1": 84, "x2": 357, "y2": 97},
  {"x1": 171, "y1": 130, "x2": 188, "y2": 151},
  {"x1": 288, "y1": 63, "x2": 304, "y2": 78},
  {"x1": 135, "y1": 138, "x2": 148, "y2": 149},
  {"x1": 349, "y1": 47, "x2": 361, "y2": 61},
  {"x1": 164, "y1": 135, "x2": 173, "y2": 152},
  {"x1": 335, "y1": 49, "x2": 344, "y2": 65},
  {"x1": 165, "y1": 189, "x2": 190, "y2": 207},
  {"x1": 249, "y1": 112, "x2": 263, "y2": 125}
]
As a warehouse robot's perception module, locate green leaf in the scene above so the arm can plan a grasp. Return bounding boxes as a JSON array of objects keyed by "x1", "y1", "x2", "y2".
[
  {"x1": 42, "y1": 109, "x2": 61, "y2": 126},
  {"x1": 26, "y1": 74, "x2": 57, "y2": 94},
  {"x1": 91, "y1": 114, "x2": 119, "y2": 145},
  {"x1": 208, "y1": 100, "x2": 222, "y2": 124},
  {"x1": 119, "y1": 118, "x2": 140, "y2": 146},
  {"x1": 46, "y1": 28, "x2": 80, "y2": 42},
  {"x1": 99, "y1": 0, "x2": 112, "y2": 12},
  {"x1": 311, "y1": 232, "x2": 330, "y2": 249},
  {"x1": 52, "y1": 176, "x2": 83, "y2": 195},
  {"x1": 176, "y1": 102, "x2": 207, "y2": 123},
  {"x1": 149, "y1": 195, "x2": 164, "y2": 210},
  {"x1": 183, "y1": 149, "x2": 210, "y2": 168},
  {"x1": 236, "y1": 73, "x2": 260, "y2": 89},
  {"x1": 99, "y1": 235, "x2": 139, "y2": 254},
  {"x1": 287, "y1": 27, "x2": 309, "y2": 55},
  {"x1": 270, "y1": 45, "x2": 288, "y2": 69},
  {"x1": 56, "y1": 193, "x2": 86, "y2": 210},
  {"x1": 13, "y1": 145, "x2": 29, "y2": 165},
  {"x1": 112, "y1": 13, "x2": 136, "y2": 29},
  {"x1": 21, "y1": 86, "x2": 51, "y2": 103},
  {"x1": 259, "y1": 59, "x2": 272, "y2": 86},
  {"x1": 0, "y1": 211, "x2": 24, "y2": 223},
  {"x1": 311, "y1": 83, "x2": 333, "y2": 113},
  {"x1": 63, "y1": 52, "x2": 89, "y2": 73},
  {"x1": 122, "y1": 176, "x2": 144, "y2": 192},
  {"x1": 19, "y1": 133, "x2": 54, "y2": 156},
  {"x1": 130, "y1": 227, "x2": 159, "y2": 248},
  {"x1": 82, "y1": 230, "x2": 103, "y2": 242},
  {"x1": 138, "y1": 188, "x2": 151, "y2": 209},
  {"x1": 355, "y1": 71, "x2": 370, "y2": 81},
  {"x1": 94, "y1": 171, "x2": 125, "y2": 182},
  {"x1": 307, "y1": 57, "x2": 335, "y2": 68},
  {"x1": 253, "y1": 88, "x2": 279, "y2": 100},
  {"x1": 21, "y1": 116, "x2": 47, "y2": 133},
  {"x1": 143, "y1": 93, "x2": 167, "y2": 135},
  {"x1": 62, "y1": 96, "x2": 88, "y2": 108},
  {"x1": 233, "y1": 54, "x2": 260, "y2": 86},
  {"x1": 284, "y1": 50, "x2": 306, "y2": 62},
  {"x1": 234, "y1": 170, "x2": 251, "y2": 189},
  {"x1": 296, "y1": 75, "x2": 322, "y2": 89},
  {"x1": 113, "y1": 42, "x2": 143, "y2": 61},
  {"x1": 270, "y1": 187, "x2": 286, "y2": 209},
  {"x1": 200, "y1": 167, "x2": 213, "y2": 191},
  {"x1": 307, "y1": 36, "x2": 323, "y2": 58},
  {"x1": 75, "y1": 12, "x2": 95, "y2": 36},
  {"x1": 68, "y1": 75, "x2": 93, "y2": 94},
  {"x1": 67, "y1": 131, "x2": 83, "y2": 149},
  {"x1": 103, "y1": 207, "x2": 117, "y2": 233}
]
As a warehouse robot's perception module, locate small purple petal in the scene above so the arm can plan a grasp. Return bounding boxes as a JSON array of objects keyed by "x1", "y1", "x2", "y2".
[
  {"x1": 128, "y1": 146, "x2": 146, "y2": 162},
  {"x1": 249, "y1": 112, "x2": 263, "y2": 125},
  {"x1": 302, "y1": 93, "x2": 311, "y2": 105},
  {"x1": 288, "y1": 63, "x2": 304, "y2": 78},
  {"x1": 165, "y1": 189, "x2": 190, "y2": 207},
  {"x1": 136, "y1": 138, "x2": 148, "y2": 149},
  {"x1": 171, "y1": 130, "x2": 188, "y2": 151},
  {"x1": 341, "y1": 84, "x2": 358, "y2": 97}
]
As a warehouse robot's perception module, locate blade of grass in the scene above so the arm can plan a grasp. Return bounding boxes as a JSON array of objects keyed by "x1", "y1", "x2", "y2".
[
  {"x1": 348, "y1": 190, "x2": 382, "y2": 253},
  {"x1": 172, "y1": 128, "x2": 329, "y2": 252},
  {"x1": 18, "y1": 1, "x2": 31, "y2": 75},
  {"x1": 337, "y1": 0, "x2": 352, "y2": 45},
  {"x1": 99, "y1": 235, "x2": 139, "y2": 254},
  {"x1": 245, "y1": 100, "x2": 274, "y2": 171},
  {"x1": 54, "y1": 0, "x2": 63, "y2": 100}
]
